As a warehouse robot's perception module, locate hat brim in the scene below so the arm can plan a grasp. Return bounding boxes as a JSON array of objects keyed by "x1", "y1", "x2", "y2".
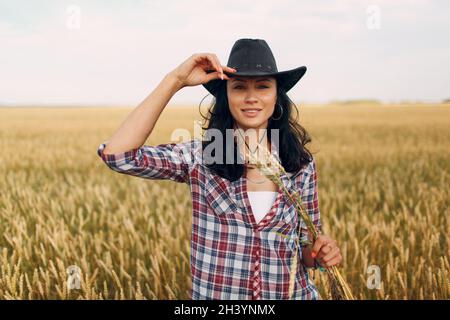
[{"x1": 202, "y1": 66, "x2": 307, "y2": 97}]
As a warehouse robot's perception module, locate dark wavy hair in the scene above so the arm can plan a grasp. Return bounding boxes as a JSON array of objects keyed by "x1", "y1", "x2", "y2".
[{"x1": 199, "y1": 79, "x2": 313, "y2": 182}]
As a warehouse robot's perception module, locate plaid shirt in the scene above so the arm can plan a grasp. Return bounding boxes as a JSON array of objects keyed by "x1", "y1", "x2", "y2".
[{"x1": 97, "y1": 137, "x2": 323, "y2": 300}]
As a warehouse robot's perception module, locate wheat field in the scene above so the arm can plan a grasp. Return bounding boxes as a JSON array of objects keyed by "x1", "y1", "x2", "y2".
[{"x1": 0, "y1": 103, "x2": 449, "y2": 300}]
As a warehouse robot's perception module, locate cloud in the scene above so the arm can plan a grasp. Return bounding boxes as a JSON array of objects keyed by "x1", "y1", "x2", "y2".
[{"x1": 0, "y1": 0, "x2": 449, "y2": 105}]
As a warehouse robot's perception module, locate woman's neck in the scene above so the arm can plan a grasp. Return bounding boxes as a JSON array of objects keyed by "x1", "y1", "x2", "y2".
[
  {"x1": 234, "y1": 124, "x2": 269, "y2": 146},
  {"x1": 234, "y1": 123, "x2": 271, "y2": 166}
]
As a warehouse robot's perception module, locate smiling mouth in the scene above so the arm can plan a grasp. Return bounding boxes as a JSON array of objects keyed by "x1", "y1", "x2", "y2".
[{"x1": 241, "y1": 108, "x2": 262, "y2": 116}]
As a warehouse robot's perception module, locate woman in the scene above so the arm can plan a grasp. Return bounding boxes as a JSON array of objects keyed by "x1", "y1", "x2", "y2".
[{"x1": 97, "y1": 38, "x2": 342, "y2": 300}]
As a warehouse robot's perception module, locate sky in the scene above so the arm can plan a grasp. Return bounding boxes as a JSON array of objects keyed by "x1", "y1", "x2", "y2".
[{"x1": 1, "y1": 0, "x2": 449, "y2": 106}]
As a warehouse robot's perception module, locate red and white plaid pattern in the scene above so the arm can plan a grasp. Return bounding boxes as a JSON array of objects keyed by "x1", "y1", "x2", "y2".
[{"x1": 97, "y1": 137, "x2": 323, "y2": 300}]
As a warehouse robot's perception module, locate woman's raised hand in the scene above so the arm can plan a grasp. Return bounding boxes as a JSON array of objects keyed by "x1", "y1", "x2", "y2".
[{"x1": 170, "y1": 53, "x2": 237, "y2": 89}]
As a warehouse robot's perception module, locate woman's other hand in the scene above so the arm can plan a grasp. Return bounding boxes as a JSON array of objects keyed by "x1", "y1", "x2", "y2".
[
  {"x1": 310, "y1": 234, "x2": 343, "y2": 268},
  {"x1": 169, "y1": 53, "x2": 236, "y2": 89}
]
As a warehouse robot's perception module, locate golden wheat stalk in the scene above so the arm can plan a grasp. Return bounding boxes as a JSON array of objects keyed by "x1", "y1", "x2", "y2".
[{"x1": 244, "y1": 142, "x2": 355, "y2": 300}]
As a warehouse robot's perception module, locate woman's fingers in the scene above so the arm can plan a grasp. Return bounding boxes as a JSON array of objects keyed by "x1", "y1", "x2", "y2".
[
  {"x1": 211, "y1": 53, "x2": 223, "y2": 74},
  {"x1": 311, "y1": 235, "x2": 328, "y2": 257},
  {"x1": 224, "y1": 66, "x2": 237, "y2": 73},
  {"x1": 195, "y1": 53, "x2": 237, "y2": 80},
  {"x1": 321, "y1": 254, "x2": 342, "y2": 268},
  {"x1": 320, "y1": 246, "x2": 340, "y2": 265},
  {"x1": 208, "y1": 53, "x2": 237, "y2": 79},
  {"x1": 318, "y1": 245, "x2": 342, "y2": 268},
  {"x1": 205, "y1": 71, "x2": 230, "y2": 83},
  {"x1": 194, "y1": 53, "x2": 218, "y2": 72},
  {"x1": 316, "y1": 243, "x2": 333, "y2": 260},
  {"x1": 311, "y1": 237, "x2": 323, "y2": 257},
  {"x1": 205, "y1": 53, "x2": 223, "y2": 79}
]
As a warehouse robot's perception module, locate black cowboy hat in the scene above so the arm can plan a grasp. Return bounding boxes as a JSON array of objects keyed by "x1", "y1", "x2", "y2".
[{"x1": 202, "y1": 38, "x2": 307, "y2": 97}]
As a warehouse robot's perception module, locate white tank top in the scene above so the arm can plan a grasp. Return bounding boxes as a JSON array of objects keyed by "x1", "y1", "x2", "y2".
[{"x1": 247, "y1": 191, "x2": 278, "y2": 223}]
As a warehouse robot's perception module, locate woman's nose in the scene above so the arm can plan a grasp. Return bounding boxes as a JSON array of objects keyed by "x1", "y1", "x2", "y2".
[
  {"x1": 244, "y1": 87, "x2": 258, "y2": 102},
  {"x1": 244, "y1": 97, "x2": 258, "y2": 105}
]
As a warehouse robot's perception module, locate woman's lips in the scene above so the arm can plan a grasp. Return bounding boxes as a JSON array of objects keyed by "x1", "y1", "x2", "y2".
[{"x1": 241, "y1": 108, "x2": 261, "y2": 117}]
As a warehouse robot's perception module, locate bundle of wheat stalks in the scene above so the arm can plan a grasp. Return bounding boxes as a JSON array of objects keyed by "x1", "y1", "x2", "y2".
[{"x1": 245, "y1": 142, "x2": 355, "y2": 300}]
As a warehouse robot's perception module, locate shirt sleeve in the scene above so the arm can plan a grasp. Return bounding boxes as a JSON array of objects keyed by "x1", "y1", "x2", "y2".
[
  {"x1": 97, "y1": 139, "x2": 197, "y2": 184},
  {"x1": 298, "y1": 156, "x2": 323, "y2": 269}
]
